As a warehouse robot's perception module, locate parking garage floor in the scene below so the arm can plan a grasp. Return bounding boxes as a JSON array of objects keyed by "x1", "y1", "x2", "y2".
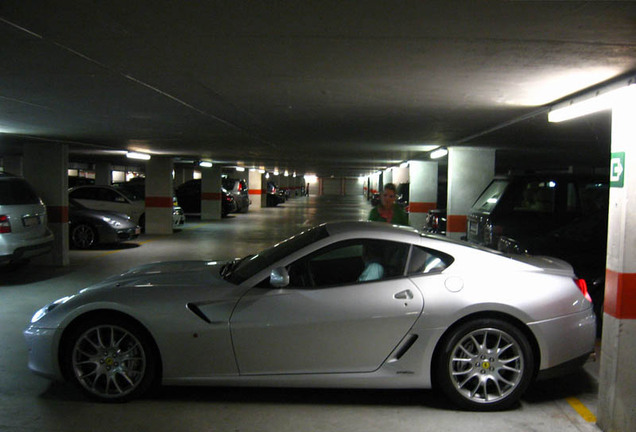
[{"x1": 0, "y1": 194, "x2": 601, "y2": 432}]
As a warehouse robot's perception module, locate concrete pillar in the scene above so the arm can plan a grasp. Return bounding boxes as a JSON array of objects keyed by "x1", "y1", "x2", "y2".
[
  {"x1": 174, "y1": 166, "x2": 194, "y2": 186},
  {"x1": 248, "y1": 170, "x2": 264, "y2": 208},
  {"x1": 145, "y1": 156, "x2": 174, "y2": 234},
  {"x1": 447, "y1": 147, "x2": 495, "y2": 240},
  {"x1": 409, "y1": 161, "x2": 438, "y2": 230},
  {"x1": 384, "y1": 168, "x2": 393, "y2": 185},
  {"x1": 393, "y1": 166, "x2": 409, "y2": 184},
  {"x1": 1, "y1": 155, "x2": 23, "y2": 176},
  {"x1": 598, "y1": 93, "x2": 636, "y2": 432},
  {"x1": 201, "y1": 165, "x2": 222, "y2": 220},
  {"x1": 94, "y1": 162, "x2": 112, "y2": 185},
  {"x1": 23, "y1": 143, "x2": 69, "y2": 266}
]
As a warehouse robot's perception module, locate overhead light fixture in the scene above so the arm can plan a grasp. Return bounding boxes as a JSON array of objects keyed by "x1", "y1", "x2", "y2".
[
  {"x1": 126, "y1": 152, "x2": 151, "y2": 161},
  {"x1": 548, "y1": 83, "x2": 635, "y2": 123},
  {"x1": 259, "y1": 169, "x2": 265, "y2": 174},
  {"x1": 284, "y1": 170, "x2": 289, "y2": 177},
  {"x1": 265, "y1": 172, "x2": 270, "y2": 179},
  {"x1": 199, "y1": 161, "x2": 213, "y2": 168},
  {"x1": 430, "y1": 148, "x2": 448, "y2": 159},
  {"x1": 235, "y1": 166, "x2": 245, "y2": 172},
  {"x1": 273, "y1": 170, "x2": 279, "y2": 176}
]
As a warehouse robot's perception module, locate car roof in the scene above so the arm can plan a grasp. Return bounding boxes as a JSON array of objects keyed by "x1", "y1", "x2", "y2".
[{"x1": 323, "y1": 220, "x2": 420, "y2": 237}]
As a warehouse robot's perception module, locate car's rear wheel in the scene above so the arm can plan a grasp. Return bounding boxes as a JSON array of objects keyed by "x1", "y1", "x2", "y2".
[
  {"x1": 435, "y1": 318, "x2": 534, "y2": 411},
  {"x1": 63, "y1": 316, "x2": 158, "y2": 402},
  {"x1": 71, "y1": 224, "x2": 97, "y2": 249}
]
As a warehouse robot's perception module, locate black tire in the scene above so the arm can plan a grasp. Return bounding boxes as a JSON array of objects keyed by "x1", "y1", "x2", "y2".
[
  {"x1": 434, "y1": 318, "x2": 534, "y2": 411},
  {"x1": 71, "y1": 223, "x2": 98, "y2": 249},
  {"x1": 62, "y1": 316, "x2": 158, "y2": 402}
]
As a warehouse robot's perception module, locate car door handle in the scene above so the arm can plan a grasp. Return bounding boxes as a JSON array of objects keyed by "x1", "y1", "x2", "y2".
[{"x1": 394, "y1": 290, "x2": 413, "y2": 300}]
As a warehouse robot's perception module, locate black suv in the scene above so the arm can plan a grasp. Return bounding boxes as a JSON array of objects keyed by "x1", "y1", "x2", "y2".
[{"x1": 466, "y1": 172, "x2": 609, "y2": 329}]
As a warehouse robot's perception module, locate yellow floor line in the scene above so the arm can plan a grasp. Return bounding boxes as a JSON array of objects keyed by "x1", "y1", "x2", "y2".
[{"x1": 566, "y1": 397, "x2": 597, "y2": 423}]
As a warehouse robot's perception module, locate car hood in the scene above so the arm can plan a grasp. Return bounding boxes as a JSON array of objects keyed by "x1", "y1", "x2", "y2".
[{"x1": 87, "y1": 260, "x2": 233, "y2": 290}]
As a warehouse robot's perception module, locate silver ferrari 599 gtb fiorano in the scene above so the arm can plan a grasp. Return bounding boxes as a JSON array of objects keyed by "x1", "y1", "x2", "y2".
[{"x1": 25, "y1": 221, "x2": 596, "y2": 410}]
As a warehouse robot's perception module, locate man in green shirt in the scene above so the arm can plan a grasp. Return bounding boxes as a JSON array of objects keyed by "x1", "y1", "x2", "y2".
[{"x1": 368, "y1": 183, "x2": 409, "y2": 225}]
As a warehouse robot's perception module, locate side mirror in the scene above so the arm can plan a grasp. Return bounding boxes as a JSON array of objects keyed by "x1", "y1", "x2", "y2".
[{"x1": 270, "y1": 266, "x2": 290, "y2": 288}]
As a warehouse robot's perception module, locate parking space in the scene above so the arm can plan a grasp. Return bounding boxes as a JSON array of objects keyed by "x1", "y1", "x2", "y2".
[{"x1": 0, "y1": 195, "x2": 601, "y2": 432}]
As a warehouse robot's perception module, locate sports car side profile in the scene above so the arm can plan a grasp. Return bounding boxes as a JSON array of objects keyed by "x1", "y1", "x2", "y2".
[{"x1": 24, "y1": 221, "x2": 596, "y2": 410}]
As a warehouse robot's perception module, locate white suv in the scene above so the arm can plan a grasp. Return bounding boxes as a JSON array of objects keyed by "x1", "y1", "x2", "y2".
[{"x1": 0, "y1": 173, "x2": 54, "y2": 265}]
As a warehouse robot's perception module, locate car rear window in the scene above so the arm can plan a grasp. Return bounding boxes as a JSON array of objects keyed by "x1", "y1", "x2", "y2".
[
  {"x1": 471, "y1": 179, "x2": 508, "y2": 213},
  {"x1": 0, "y1": 179, "x2": 41, "y2": 205}
]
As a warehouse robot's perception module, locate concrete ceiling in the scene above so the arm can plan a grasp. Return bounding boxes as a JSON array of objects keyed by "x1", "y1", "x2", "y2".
[{"x1": 0, "y1": 1, "x2": 634, "y2": 177}]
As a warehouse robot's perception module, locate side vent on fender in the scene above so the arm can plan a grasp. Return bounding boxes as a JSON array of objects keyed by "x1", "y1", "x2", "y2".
[
  {"x1": 186, "y1": 303, "x2": 211, "y2": 324},
  {"x1": 388, "y1": 334, "x2": 419, "y2": 363}
]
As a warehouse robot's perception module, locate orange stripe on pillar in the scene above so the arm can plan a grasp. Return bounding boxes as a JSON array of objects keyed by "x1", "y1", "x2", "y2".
[
  {"x1": 248, "y1": 189, "x2": 264, "y2": 195},
  {"x1": 46, "y1": 206, "x2": 68, "y2": 223},
  {"x1": 409, "y1": 202, "x2": 437, "y2": 213},
  {"x1": 605, "y1": 269, "x2": 636, "y2": 319},
  {"x1": 145, "y1": 197, "x2": 173, "y2": 208},
  {"x1": 447, "y1": 215, "x2": 467, "y2": 233},
  {"x1": 201, "y1": 192, "x2": 222, "y2": 201}
]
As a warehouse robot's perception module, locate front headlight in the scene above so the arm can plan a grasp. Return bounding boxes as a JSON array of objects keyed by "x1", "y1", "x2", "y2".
[
  {"x1": 31, "y1": 296, "x2": 73, "y2": 323},
  {"x1": 102, "y1": 216, "x2": 123, "y2": 227}
]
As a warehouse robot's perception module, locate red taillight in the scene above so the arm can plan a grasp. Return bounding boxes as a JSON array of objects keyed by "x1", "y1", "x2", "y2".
[
  {"x1": 0, "y1": 215, "x2": 11, "y2": 233},
  {"x1": 575, "y1": 278, "x2": 592, "y2": 303}
]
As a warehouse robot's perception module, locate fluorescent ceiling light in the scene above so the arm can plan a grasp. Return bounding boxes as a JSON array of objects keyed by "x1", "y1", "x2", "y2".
[
  {"x1": 199, "y1": 161, "x2": 213, "y2": 168},
  {"x1": 430, "y1": 148, "x2": 448, "y2": 159},
  {"x1": 235, "y1": 166, "x2": 245, "y2": 172},
  {"x1": 549, "y1": 84, "x2": 635, "y2": 123},
  {"x1": 126, "y1": 152, "x2": 151, "y2": 160}
]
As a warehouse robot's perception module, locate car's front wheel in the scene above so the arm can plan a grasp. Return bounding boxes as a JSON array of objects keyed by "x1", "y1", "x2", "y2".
[
  {"x1": 70, "y1": 224, "x2": 97, "y2": 249},
  {"x1": 435, "y1": 318, "x2": 534, "y2": 411},
  {"x1": 63, "y1": 316, "x2": 158, "y2": 402}
]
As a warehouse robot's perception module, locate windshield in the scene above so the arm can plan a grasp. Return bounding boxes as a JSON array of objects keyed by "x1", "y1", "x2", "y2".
[
  {"x1": 470, "y1": 179, "x2": 509, "y2": 213},
  {"x1": 224, "y1": 224, "x2": 329, "y2": 284}
]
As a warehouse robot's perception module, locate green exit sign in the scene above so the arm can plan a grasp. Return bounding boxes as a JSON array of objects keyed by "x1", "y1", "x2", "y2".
[{"x1": 610, "y1": 152, "x2": 625, "y2": 188}]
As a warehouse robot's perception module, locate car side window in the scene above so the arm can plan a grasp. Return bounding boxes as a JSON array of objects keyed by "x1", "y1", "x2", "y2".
[
  {"x1": 407, "y1": 246, "x2": 453, "y2": 275},
  {"x1": 70, "y1": 188, "x2": 98, "y2": 200},
  {"x1": 97, "y1": 188, "x2": 125, "y2": 203},
  {"x1": 512, "y1": 180, "x2": 556, "y2": 213},
  {"x1": 287, "y1": 239, "x2": 410, "y2": 288}
]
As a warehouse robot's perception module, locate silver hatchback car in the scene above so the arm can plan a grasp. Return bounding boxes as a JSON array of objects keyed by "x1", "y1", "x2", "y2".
[{"x1": 0, "y1": 173, "x2": 54, "y2": 265}]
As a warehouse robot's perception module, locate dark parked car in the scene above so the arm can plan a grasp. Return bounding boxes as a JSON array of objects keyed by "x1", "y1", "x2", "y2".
[
  {"x1": 69, "y1": 199, "x2": 140, "y2": 249},
  {"x1": 466, "y1": 173, "x2": 609, "y2": 328},
  {"x1": 175, "y1": 179, "x2": 236, "y2": 216},
  {"x1": 266, "y1": 182, "x2": 285, "y2": 207},
  {"x1": 222, "y1": 178, "x2": 250, "y2": 213}
]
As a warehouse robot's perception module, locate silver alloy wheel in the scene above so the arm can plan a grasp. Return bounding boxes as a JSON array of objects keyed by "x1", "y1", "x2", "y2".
[
  {"x1": 71, "y1": 325, "x2": 147, "y2": 399},
  {"x1": 72, "y1": 224, "x2": 96, "y2": 249},
  {"x1": 447, "y1": 327, "x2": 523, "y2": 405}
]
